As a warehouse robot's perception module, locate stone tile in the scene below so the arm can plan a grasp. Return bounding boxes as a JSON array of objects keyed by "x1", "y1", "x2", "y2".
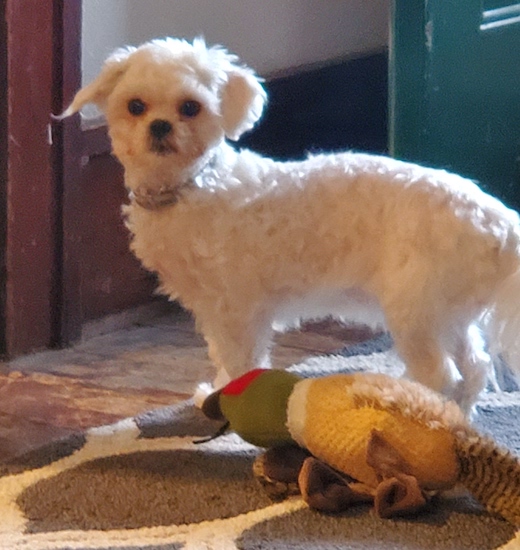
[
  {"x1": 0, "y1": 411, "x2": 77, "y2": 463},
  {"x1": 275, "y1": 328, "x2": 375, "y2": 354},
  {"x1": 75, "y1": 326, "x2": 180, "y2": 356},
  {"x1": 81, "y1": 351, "x2": 215, "y2": 394},
  {"x1": 0, "y1": 372, "x2": 183, "y2": 427},
  {"x1": 135, "y1": 305, "x2": 196, "y2": 330},
  {"x1": 275, "y1": 330, "x2": 345, "y2": 354},
  {"x1": 80, "y1": 300, "x2": 181, "y2": 340},
  {"x1": 8, "y1": 347, "x2": 105, "y2": 372},
  {"x1": 0, "y1": 309, "x2": 374, "y2": 463}
]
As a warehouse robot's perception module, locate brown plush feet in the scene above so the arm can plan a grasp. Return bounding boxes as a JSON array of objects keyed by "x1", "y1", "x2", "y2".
[
  {"x1": 366, "y1": 429, "x2": 428, "y2": 518},
  {"x1": 298, "y1": 457, "x2": 373, "y2": 513},
  {"x1": 375, "y1": 474, "x2": 427, "y2": 518},
  {"x1": 253, "y1": 445, "x2": 311, "y2": 501},
  {"x1": 254, "y1": 441, "x2": 428, "y2": 519}
]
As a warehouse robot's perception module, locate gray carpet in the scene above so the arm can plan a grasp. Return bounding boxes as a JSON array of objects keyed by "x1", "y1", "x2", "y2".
[{"x1": 1, "y1": 336, "x2": 519, "y2": 550}]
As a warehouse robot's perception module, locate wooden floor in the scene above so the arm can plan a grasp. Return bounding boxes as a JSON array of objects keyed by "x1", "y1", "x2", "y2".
[{"x1": 0, "y1": 304, "x2": 373, "y2": 463}]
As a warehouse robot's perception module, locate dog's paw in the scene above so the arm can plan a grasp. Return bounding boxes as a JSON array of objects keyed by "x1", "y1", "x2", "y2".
[{"x1": 193, "y1": 382, "x2": 214, "y2": 409}]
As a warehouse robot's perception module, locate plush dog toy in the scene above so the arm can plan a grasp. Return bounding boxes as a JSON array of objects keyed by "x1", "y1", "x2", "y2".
[
  {"x1": 202, "y1": 369, "x2": 520, "y2": 524},
  {"x1": 60, "y1": 37, "x2": 520, "y2": 412}
]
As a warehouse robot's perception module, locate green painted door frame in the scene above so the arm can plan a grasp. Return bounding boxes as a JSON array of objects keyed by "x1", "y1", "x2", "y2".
[{"x1": 390, "y1": 1, "x2": 520, "y2": 210}]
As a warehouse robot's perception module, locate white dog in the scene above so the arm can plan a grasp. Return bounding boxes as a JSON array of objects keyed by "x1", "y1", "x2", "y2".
[{"x1": 63, "y1": 37, "x2": 520, "y2": 412}]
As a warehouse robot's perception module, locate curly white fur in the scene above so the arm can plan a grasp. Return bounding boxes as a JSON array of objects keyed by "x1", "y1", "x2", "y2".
[{"x1": 64, "y1": 37, "x2": 520, "y2": 412}]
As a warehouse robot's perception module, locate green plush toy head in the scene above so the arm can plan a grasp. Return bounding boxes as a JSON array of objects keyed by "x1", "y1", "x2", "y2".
[{"x1": 202, "y1": 369, "x2": 301, "y2": 447}]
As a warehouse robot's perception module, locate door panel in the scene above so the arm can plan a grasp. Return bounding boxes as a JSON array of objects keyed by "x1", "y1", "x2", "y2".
[
  {"x1": 390, "y1": 0, "x2": 520, "y2": 210},
  {"x1": 58, "y1": 3, "x2": 157, "y2": 344},
  {"x1": 59, "y1": 119, "x2": 157, "y2": 343},
  {"x1": 481, "y1": 2, "x2": 520, "y2": 27},
  {"x1": 74, "y1": 141, "x2": 156, "y2": 324}
]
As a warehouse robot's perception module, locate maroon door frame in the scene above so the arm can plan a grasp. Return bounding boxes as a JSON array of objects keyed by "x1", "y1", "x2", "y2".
[
  {"x1": 1, "y1": 0, "x2": 106, "y2": 356},
  {"x1": 1, "y1": 0, "x2": 156, "y2": 358},
  {"x1": 0, "y1": 0, "x2": 8, "y2": 355},
  {"x1": 1, "y1": 0, "x2": 69, "y2": 358},
  {"x1": 56, "y1": 0, "x2": 86, "y2": 345}
]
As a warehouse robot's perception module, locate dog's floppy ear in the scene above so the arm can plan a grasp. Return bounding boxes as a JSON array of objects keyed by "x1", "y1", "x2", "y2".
[
  {"x1": 220, "y1": 67, "x2": 267, "y2": 141},
  {"x1": 59, "y1": 47, "x2": 136, "y2": 118}
]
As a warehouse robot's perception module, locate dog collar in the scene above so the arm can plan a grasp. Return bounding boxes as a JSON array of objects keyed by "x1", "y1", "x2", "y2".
[
  {"x1": 128, "y1": 152, "x2": 219, "y2": 210},
  {"x1": 128, "y1": 181, "x2": 190, "y2": 210}
]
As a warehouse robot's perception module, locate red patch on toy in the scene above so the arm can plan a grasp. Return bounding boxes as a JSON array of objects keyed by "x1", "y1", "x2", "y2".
[{"x1": 222, "y1": 369, "x2": 268, "y2": 396}]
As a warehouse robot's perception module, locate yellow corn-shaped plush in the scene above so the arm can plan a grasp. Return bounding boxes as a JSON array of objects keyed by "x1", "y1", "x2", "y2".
[{"x1": 203, "y1": 369, "x2": 520, "y2": 524}]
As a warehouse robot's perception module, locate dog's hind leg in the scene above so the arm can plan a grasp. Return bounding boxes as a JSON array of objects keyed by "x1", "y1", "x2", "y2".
[
  {"x1": 386, "y1": 313, "x2": 459, "y2": 401},
  {"x1": 389, "y1": 311, "x2": 489, "y2": 413},
  {"x1": 448, "y1": 322, "x2": 491, "y2": 413}
]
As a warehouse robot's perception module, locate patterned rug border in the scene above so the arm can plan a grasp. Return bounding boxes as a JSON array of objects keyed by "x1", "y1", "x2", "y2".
[{"x1": 1, "y1": 339, "x2": 519, "y2": 550}]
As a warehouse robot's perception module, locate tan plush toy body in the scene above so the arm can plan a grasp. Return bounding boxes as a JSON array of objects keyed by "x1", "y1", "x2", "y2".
[{"x1": 202, "y1": 369, "x2": 520, "y2": 524}]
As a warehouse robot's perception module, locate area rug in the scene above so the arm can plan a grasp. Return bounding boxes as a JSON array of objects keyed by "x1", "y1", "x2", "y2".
[{"x1": 1, "y1": 335, "x2": 520, "y2": 550}]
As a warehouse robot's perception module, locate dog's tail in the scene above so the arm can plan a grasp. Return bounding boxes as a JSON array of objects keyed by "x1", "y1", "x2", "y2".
[{"x1": 488, "y1": 267, "x2": 520, "y2": 378}]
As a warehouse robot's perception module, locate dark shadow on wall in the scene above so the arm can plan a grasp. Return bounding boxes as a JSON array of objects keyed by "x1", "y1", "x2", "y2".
[{"x1": 239, "y1": 51, "x2": 388, "y2": 160}]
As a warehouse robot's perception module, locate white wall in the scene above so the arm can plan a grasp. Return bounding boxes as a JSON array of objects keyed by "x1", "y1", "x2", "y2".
[{"x1": 82, "y1": 0, "x2": 389, "y2": 85}]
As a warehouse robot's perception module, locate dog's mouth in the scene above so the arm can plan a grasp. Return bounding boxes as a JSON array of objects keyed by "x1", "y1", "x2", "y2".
[{"x1": 150, "y1": 139, "x2": 177, "y2": 156}]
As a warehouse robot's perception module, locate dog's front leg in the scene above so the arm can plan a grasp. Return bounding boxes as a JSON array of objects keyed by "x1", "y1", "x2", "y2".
[
  {"x1": 200, "y1": 310, "x2": 274, "y2": 389},
  {"x1": 193, "y1": 314, "x2": 273, "y2": 408}
]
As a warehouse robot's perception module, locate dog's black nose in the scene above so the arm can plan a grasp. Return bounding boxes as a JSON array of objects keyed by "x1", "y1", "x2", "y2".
[{"x1": 150, "y1": 119, "x2": 173, "y2": 140}]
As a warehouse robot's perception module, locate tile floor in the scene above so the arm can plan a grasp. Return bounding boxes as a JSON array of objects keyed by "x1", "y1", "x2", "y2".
[{"x1": 0, "y1": 302, "x2": 374, "y2": 463}]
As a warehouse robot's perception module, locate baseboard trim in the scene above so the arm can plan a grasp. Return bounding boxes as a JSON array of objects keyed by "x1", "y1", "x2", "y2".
[{"x1": 239, "y1": 50, "x2": 389, "y2": 159}]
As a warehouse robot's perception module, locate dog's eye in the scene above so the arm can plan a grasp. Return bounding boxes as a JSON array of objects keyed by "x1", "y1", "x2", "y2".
[
  {"x1": 128, "y1": 99, "x2": 147, "y2": 116},
  {"x1": 179, "y1": 100, "x2": 201, "y2": 118}
]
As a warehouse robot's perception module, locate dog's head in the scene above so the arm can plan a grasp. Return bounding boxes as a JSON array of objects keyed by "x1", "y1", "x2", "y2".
[{"x1": 62, "y1": 38, "x2": 266, "y2": 198}]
